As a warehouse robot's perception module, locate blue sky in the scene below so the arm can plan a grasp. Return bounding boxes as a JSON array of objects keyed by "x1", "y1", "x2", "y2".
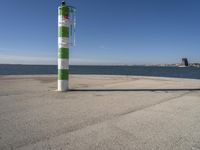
[{"x1": 0, "y1": 0, "x2": 200, "y2": 65}]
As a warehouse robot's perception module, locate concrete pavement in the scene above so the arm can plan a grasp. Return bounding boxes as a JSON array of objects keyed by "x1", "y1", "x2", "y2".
[{"x1": 0, "y1": 75, "x2": 200, "y2": 150}]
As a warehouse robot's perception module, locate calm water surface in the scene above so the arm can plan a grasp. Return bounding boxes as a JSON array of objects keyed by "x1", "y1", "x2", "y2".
[{"x1": 0, "y1": 64, "x2": 199, "y2": 79}]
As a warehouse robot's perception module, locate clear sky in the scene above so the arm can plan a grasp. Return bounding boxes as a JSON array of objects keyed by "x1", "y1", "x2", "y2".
[{"x1": 0, "y1": 0, "x2": 200, "y2": 65}]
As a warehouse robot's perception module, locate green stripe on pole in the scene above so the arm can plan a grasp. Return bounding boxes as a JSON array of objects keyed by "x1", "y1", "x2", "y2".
[
  {"x1": 58, "y1": 6, "x2": 69, "y2": 16},
  {"x1": 58, "y1": 48, "x2": 69, "y2": 59},
  {"x1": 58, "y1": 27, "x2": 69, "y2": 37},
  {"x1": 58, "y1": 69, "x2": 69, "y2": 80}
]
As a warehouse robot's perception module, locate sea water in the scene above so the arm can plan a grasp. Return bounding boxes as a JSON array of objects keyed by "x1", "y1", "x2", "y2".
[{"x1": 0, "y1": 64, "x2": 199, "y2": 79}]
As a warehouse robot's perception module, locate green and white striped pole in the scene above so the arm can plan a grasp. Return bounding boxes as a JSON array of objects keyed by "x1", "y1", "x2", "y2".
[{"x1": 58, "y1": 1, "x2": 69, "y2": 91}]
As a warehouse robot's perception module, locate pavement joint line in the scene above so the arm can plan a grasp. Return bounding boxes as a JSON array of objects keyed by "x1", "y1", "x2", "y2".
[
  {"x1": 117, "y1": 91, "x2": 192, "y2": 117},
  {"x1": 12, "y1": 115, "x2": 115, "y2": 150}
]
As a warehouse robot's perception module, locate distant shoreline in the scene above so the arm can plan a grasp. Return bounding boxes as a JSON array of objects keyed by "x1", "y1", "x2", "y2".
[{"x1": 0, "y1": 63, "x2": 199, "y2": 68}]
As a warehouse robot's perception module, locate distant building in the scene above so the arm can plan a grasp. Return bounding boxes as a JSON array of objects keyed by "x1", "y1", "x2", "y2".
[{"x1": 181, "y1": 58, "x2": 189, "y2": 66}]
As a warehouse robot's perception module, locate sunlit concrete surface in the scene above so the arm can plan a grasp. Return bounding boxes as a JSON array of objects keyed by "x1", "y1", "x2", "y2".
[{"x1": 0, "y1": 75, "x2": 200, "y2": 150}]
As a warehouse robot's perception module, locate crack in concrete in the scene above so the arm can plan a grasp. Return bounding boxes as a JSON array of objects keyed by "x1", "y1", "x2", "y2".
[{"x1": 117, "y1": 92, "x2": 191, "y2": 117}]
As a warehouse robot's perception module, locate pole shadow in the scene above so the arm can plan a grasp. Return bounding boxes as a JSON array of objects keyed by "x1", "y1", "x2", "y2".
[{"x1": 70, "y1": 88, "x2": 200, "y2": 92}]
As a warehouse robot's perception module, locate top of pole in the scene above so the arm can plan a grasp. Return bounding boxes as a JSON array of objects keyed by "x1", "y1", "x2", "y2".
[
  {"x1": 58, "y1": 1, "x2": 68, "y2": 16},
  {"x1": 61, "y1": 1, "x2": 66, "y2": 6}
]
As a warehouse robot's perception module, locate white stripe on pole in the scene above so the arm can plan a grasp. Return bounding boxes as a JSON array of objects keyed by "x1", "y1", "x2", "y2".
[
  {"x1": 58, "y1": 80, "x2": 68, "y2": 91},
  {"x1": 58, "y1": 16, "x2": 69, "y2": 27},
  {"x1": 58, "y1": 37, "x2": 69, "y2": 49},
  {"x1": 58, "y1": 44, "x2": 68, "y2": 49},
  {"x1": 58, "y1": 37, "x2": 68, "y2": 44},
  {"x1": 58, "y1": 59, "x2": 69, "y2": 69}
]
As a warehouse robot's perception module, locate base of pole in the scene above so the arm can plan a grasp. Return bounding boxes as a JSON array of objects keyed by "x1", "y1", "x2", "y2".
[{"x1": 58, "y1": 80, "x2": 69, "y2": 92}]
